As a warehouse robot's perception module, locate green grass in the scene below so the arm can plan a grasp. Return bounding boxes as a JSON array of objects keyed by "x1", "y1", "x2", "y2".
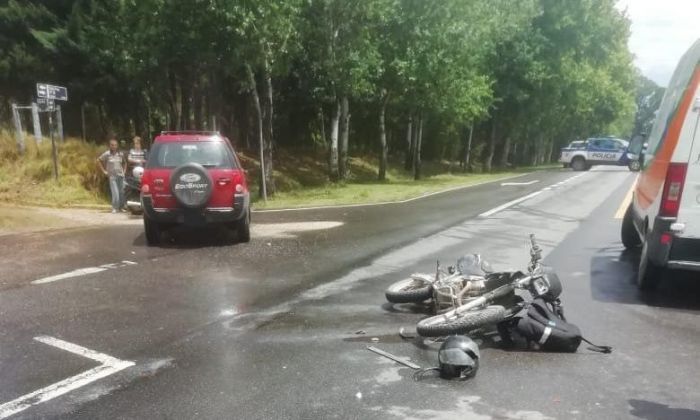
[
  {"x1": 0, "y1": 130, "x2": 558, "y2": 209},
  {"x1": 250, "y1": 171, "x2": 526, "y2": 209},
  {"x1": 0, "y1": 130, "x2": 108, "y2": 207}
]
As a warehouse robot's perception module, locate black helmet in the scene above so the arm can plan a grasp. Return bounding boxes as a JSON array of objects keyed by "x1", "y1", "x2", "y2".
[
  {"x1": 438, "y1": 335, "x2": 480, "y2": 379},
  {"x1": 532, "y1": 266, "x2": 562, "y2": 301}
]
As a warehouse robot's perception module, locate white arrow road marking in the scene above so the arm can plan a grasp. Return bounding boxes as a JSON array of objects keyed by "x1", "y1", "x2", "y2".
[
  {"x1": 0, "y1": 336, "x2": 134, "y2": 419},
  {"x1": 501, "y1": 180, "x2": 539, "y2": 186},
  {"x1": 31, "y1": 261, "x2": 137, "y2": 285}
]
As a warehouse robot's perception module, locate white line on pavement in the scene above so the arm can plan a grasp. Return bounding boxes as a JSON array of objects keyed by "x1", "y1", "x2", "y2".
[
  {"x1": 0, "y1": 337, "x2": 134, "y2": 419},
  {"x1": 31, "y1": 260, "x2": 137, "y2": 285},
  {"x1": 479, "y1": 173, "x2": 587, "y2": 217},
  {"x1": 501, "y1": 180, "x2": 539, "y2": 186}
]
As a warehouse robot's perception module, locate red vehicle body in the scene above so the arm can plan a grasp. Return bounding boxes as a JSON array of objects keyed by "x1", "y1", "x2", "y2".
[{"x1": 140, "y1": 131, "x2": 250, "y2": 245}]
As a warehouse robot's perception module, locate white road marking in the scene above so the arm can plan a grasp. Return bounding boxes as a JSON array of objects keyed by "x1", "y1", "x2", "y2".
[
  {"x1": 31, "y1": 261, "x2": 137, "y2": 285},
  {"x1": 0, "y1": 336, "x2": 134, "y2": 419},
  {"x1": 252, "y1": 173, "x2": 532, "y2": 213},
  {"x1": 478, "y1": 191, "x2": 544, "y2": 218},
  {"x1": 479, "y1": 173, "x2": 587, "y2": 217},
  {"x1": 501, "y1": 180, "x2": 539, "y2": 186}
]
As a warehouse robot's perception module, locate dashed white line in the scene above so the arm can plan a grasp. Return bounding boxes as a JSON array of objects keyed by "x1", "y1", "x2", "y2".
[
  {"x1": 0, "y1": 336, "x2": 134, "y2": 419},
  {"x1": 501, "y1": 180, "x2": 540, "y2": 186},
  {"x1": 479, "y1": 173, "x2": 587, "y2": 217},
  {"x1": 31, "y1": 261, "x2": 137, "y2": 285}
]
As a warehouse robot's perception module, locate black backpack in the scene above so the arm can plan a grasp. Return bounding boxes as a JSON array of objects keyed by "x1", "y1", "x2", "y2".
[{"x1": 514, "y1": 298, "x2": 611, "y2": 353}]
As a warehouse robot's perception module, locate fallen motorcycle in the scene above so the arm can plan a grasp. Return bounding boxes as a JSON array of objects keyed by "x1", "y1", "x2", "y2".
[
  {"x1": 385, "y1": 253, "x2": 516, "y2": 314},
  {"x1": 414, "y1": 234, "x2": 564, "y2": 337}
]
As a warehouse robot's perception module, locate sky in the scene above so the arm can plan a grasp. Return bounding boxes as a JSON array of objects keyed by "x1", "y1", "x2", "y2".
[{"x1": 616, "y1": 0, "x2": 700, "y2": 87}]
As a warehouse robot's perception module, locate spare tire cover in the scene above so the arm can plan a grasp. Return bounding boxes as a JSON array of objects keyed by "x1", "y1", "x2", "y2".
[{"x1": 170, "y1": 163, "x2": 213, "y2": 208}]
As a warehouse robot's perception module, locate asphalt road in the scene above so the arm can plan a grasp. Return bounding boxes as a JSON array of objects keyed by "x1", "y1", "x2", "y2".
[{"x1": 1, "y1": 167, "x2": 699, "y2": 419}]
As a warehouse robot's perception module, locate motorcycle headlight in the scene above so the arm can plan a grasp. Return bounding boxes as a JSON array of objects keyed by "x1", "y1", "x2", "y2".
[{"x1": 532, "y1": 277, "x2": 549, "y2": 296}]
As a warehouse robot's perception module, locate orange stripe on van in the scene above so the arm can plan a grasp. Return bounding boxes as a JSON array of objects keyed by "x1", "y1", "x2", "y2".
[{"x1": 637, "y1": 67, "x2": 700, "y2": 209}]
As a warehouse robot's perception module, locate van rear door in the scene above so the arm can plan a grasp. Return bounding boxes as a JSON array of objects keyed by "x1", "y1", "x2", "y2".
[{"x1": 677, "y1": 97, "x2": 700, "y2": 237}]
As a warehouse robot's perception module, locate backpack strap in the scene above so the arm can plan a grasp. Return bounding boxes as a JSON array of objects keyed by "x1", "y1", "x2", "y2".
[{"x1": 581, "y1": 337, "x2": 612, "y2": 354}]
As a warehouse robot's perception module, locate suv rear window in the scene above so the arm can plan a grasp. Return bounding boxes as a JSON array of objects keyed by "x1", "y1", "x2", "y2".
[{"x1": 147, "y1": 142, "x2": 236, "y2": 169}]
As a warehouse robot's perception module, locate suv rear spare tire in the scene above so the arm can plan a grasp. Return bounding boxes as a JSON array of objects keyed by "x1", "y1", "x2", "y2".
[{"x1": 170, "y1": 163, "x2": 213, "y2": 208}]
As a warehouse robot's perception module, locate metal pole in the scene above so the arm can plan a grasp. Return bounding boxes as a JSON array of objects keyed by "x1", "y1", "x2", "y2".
[
  {"x1": 31, "y1": 102, "x2": 43, "y2": 143},
  {"x1": 56, "y1": 105, "x2": 64, "y2": 142},
  {"x1": 11, "y1": 103, "x2": 25, "y2": 154},
  {"x1": 49, "y1": 113, "x2": 58, "y2": 181}
]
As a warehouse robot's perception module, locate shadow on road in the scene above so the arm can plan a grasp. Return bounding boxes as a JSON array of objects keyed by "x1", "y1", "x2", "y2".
[
  {"x1": 131, "y1": 226, "x2": 240, "y2": 249},
  {"x1": 629, "y1": 399, "x2": 700, "y2": 420},
  {"x1": 590, "y1": 246, "x2": 700, "y2": 310}
]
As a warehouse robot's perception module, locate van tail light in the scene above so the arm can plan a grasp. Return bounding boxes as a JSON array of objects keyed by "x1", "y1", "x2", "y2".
[{"x1": 659, "y1": 162, "x2": 688, "y2": 217}]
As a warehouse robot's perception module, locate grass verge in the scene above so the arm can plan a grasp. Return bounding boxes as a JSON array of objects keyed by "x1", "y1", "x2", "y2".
[{"x1": 1, "y1": 130, "x2": 559, "y2": 210}]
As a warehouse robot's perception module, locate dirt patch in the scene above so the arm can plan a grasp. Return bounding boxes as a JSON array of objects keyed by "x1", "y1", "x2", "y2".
[{"x1": 0, "y1": 205, "x2": 140, "y2": 236}]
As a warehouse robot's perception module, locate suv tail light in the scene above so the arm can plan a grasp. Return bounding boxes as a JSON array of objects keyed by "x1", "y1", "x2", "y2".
[{"x1": 659, "y1": 162, "x2": 688, "y2": 217}]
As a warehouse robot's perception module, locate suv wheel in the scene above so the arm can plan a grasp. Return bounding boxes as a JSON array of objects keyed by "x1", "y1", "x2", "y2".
[
  {"x1": 144, "y1": 216, "x2": 162, "y2": 246},
  {"x1": 235, "y1": 209, "x2": 251, "y2": 243},
  {"x1": 621, "y1": 205, "x2": 641, "y2": 249},
  {"x1": 638, "y1": 237, "x2": 662, "y2": 291},
  {"x1": 571, "y1": 157, "x2": 586, "y2": 171}
]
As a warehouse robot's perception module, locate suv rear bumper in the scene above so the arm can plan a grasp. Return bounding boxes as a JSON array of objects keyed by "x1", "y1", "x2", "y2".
[{"x1": 142, "y1": 193, "x2": 249, "y2": 225}]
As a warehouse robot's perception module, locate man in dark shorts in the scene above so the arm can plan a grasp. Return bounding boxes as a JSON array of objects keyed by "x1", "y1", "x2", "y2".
[{"x1": 97, "y1": 138, "x2": 127, "y2": 213}]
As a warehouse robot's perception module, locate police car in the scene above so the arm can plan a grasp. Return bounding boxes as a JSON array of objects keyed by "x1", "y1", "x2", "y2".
[{"x1": 559, "y1": 137, "x2": 640, "y2": 171}]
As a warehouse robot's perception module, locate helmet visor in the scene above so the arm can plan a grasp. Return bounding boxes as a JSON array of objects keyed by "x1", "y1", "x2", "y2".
[{"x1": 439, "y1": 348, "x2": 476, "y2": 366}]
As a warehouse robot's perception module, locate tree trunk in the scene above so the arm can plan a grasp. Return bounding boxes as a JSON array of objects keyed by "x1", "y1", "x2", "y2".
[
  {"x1": 339, "y1": 96, "x2": 350, "y2": 179},
  {"x1": 193, "y1": 81, "x2": 203, "y2": 130},
  {"x1": 413, "y1": 114, "x2": 423, "y2": 180},
  {"x1": 378, "y1": 91, "x2": 389, "y2": 181},
  {"x1": 404, "y1": 115, "x2": 413, "y2": 171},
  {"x1": 546, "y1": 140, "x2": 554, "y2": 164},
  {"x1": 329, "y1": 100, "x2": 340, "y2": 181},
  {"x1": 463, "y1": 124, "x2": 473, "y2": 172},
  {"x1": 261, "y1": 61, "x2": 276, "y2": 194},
  {"x1": 318, "y1": 107, "x2": 326, "y2": 151},
  {"x1": 245, "y1": 64, "x2": 267, "y2": 200},
  {"x1": 500, "y1": 135, "x2": 511, "y2": 168},
  {"x1": 168, "y1": 70, "x2": 180, "y2": 130},
  {"x1": 484, "y1": 118, "x2": 497, "y2": 172}
]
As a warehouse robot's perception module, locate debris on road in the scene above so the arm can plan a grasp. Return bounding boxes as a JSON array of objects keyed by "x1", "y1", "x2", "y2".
[{"x1": 366, "y1": 346, "x2": 421, "y2": 370}]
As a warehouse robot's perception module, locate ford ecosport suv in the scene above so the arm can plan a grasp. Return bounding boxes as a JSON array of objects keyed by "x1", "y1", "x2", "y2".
[{"x1": 140, "y1": 131, "x2": 250, "y2": 245}]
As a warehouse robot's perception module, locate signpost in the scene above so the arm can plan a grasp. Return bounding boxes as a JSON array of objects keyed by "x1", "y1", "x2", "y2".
[{"x1": 37, "y1": 83, "x2": 68, "y2": 181}]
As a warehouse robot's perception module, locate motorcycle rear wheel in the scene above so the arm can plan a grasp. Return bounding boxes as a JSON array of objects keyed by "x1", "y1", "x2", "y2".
[
  {"x1": 416, "y1": 305, "x2": 506, "y2": 337},
  {"x1": 385, "y1": 278, "x2": 433, "y2": 304}
]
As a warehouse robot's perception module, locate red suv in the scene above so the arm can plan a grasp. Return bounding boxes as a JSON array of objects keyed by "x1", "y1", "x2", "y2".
[{"x1": 140, "y1": 131, "x2": 250, "y2": 245}]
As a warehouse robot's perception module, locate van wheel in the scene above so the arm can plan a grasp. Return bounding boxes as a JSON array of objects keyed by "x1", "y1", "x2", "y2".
[
  {"x1": 638, "y1": 238, "x2": 662, "y2": 291},
  {"x1": 144, "y1": 216, "x2": 161, "y2": 246},
  {"x1": 621, "y1": 205, "x2": 641, "y2": 249},
  {"x1": 571, "y1": 157, "x2": 586, "y2": 171}
]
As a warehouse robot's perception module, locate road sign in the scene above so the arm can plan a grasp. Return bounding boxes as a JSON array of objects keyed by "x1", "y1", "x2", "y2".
[
  {"x1": 36, "y1": 83, "x2": 68, "y2": 101},
  {"x1": 37, "y1": 98, "x2": 55, "y2": 112}
]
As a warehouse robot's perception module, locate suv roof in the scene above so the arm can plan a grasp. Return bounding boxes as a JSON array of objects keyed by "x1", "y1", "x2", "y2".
[{"x1": 154, "y1": 131, "x2": 226, "y2": 143}]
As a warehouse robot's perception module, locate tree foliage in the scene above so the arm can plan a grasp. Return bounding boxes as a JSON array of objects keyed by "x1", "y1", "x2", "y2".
[{"x1": 1, "y1": 0, "x2": 640, "y2": 188}]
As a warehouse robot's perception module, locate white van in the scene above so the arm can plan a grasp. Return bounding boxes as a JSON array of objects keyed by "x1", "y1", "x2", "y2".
[{"x1": 621, "y1": 39, "x2": 700, "y2": 290}]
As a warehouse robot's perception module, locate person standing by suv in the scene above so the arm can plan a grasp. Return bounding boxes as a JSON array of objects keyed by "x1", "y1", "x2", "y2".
[
  {"x1": 127, "y1": 136, "x2": 147, "y2": 170},
  {"x1": 98, "y1": 138, "x2": 127, "y2": 213}
]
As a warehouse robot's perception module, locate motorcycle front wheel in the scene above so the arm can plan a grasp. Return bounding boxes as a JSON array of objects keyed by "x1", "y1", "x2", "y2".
[
  {"x1": 416, "y1": 305, "x2": 506, "y2": 337},
  {"x1": 385, "y1": 277, "x2": 433, "y2": 304}
]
